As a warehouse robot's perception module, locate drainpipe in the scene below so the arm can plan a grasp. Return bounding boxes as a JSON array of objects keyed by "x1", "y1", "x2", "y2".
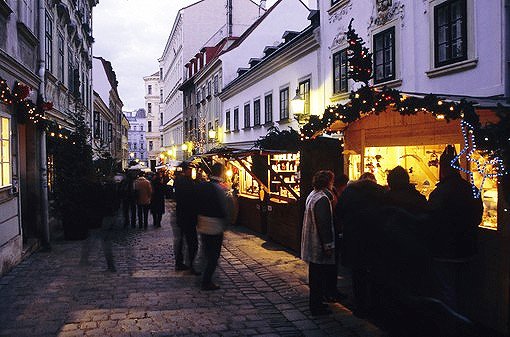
[
  {"x1": 37, "y1": 0, "x2": 50, "y2": 250},
  {"x1": 505, "y1": 0, "x2": 510, "y2": 103}
]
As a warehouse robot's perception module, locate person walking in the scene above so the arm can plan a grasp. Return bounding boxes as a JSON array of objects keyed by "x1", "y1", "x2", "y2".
[
  {"x1": 428, "y1": 145, "x2": 483, "y2": 311},
  {"x1": 301, "y1": 170, "x2": 337, "y2": 316},
  {"x1": 196, "y1": 162, "x2": 229, "y2": 291},
  {"x1": 120, "y1": 171, "x2": 137, "y2": 228},
  {"x1": 173, "y1": 162, "x2": 199, "y2": 272},
  {"x1": 150, "y1": 169, "x2": 167, "y2": 228},
  {"x1": 134, "y1": 172, "x2": 152, "y2": 229}
]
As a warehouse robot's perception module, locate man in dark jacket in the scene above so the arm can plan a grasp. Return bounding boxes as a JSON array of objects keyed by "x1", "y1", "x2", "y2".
[
  {"x1": 196, "y1": 163, "x2": 229, "y2": 290},
  {"x1": 428, "y1": 145, "x2": 483, "y2": 310},
  {"x1": 173, "y1": 163, "x2": 198, "y2": 273}
]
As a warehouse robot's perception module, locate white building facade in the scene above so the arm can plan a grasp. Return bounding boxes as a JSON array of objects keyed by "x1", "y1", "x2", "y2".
[
  {"x1": 143, "y1": 72, "x2": 162, "y2": 170},
  {"x1": 158, "y1": 0, "x2": 263, "y2": 159},
  {"x1": 219, "y1": 0, "x2": 316, "y2": 148}
]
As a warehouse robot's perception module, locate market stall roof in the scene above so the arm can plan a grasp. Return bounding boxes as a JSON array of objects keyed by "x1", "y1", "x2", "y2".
[
  {"x1": 327, "y1": 92, "x2": 510, "y2": 133},
  {"x1": 192, "y1": 147, "x2": 298, "y2": 160}
]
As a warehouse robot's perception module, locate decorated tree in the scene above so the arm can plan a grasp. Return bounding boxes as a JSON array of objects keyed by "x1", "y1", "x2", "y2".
[{"x1": 346, "y1": 19, "x2": 373, "y2": 86}]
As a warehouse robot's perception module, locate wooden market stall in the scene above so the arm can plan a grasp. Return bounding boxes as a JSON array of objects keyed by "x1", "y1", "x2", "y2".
[
  {"x1": 339, "y1": 107, "x2": 510, "y2": 335},
  {"x1": 216, "y1": 138, "x2": 343, "y2": 252}
]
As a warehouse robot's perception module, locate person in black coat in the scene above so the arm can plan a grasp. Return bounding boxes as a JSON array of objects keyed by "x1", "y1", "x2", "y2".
[
  {"x1": 173, "y1": 162, "x2": 199, "y2": 273},
  {"x1": 120, "y1": 171, "x2": 137, "y2": 228},
  {"x1": 336, "y1": 172, "x2": 386, "y2": 317},
  {"x1": 427, "y1": 145, "x2": 483, "y2": 311},
  {"x1": 150, "y1": 170, "x2": 168, "y2": 228},
  {"x1": 386, "y1": 165, "x2": 428, "y2": 214}
]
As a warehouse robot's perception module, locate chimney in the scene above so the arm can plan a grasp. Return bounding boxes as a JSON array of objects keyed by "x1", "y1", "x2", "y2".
[
  {"x1": 259, "y1": 0, "x2": 266, "y2": 17},
  {"x1": 227, "y1": 0, "x2": 233, "y2": 37}
]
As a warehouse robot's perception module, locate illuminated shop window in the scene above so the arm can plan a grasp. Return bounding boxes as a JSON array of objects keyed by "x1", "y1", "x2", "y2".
[
  {"x1": 346, "y1": 143, "x2": 498, "y2": 230},
  {"x1": 0, "y1": 116, "x2": 11, "y2": 188},
  {"x1": 471, "y1": 151, "x2": 498, "y2": 230}
]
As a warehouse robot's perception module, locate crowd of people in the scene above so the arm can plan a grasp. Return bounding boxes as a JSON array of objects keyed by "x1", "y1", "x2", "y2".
[{"x1": 301, "y1": 145, "x2": 483, "y2": 336}]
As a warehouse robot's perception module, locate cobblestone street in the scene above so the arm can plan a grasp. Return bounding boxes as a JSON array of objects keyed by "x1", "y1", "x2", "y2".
[{"x1": 0, "y1": 201, "x2": 383, "y2": 337}]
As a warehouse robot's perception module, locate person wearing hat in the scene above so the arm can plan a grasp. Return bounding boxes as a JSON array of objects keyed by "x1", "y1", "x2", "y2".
[{"x1": 428, "y1": 145, "x2": 483, "y2": 311}]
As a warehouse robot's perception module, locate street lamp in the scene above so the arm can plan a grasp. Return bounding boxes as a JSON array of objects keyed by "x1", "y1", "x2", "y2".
[
  {"x1": 291, "y1": 88, "x2": 305, "y2": 115},
  {"x1": 181, "y1": 143, "x2": 188, "y2": 151},
  {"x1": 208, "y1": 129, "x2": 217, "y2": 140},
  {"x1": 129, "y1": 152, "x2": 135, "y2": 158}
]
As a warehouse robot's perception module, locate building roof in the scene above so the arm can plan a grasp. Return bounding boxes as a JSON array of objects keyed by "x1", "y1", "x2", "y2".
[
  {"x1": 224, "y1": 0, "x2": 309, "y2": 53},
  {"x1": 221, "y1": 10, "x2": 319, "y2": 94}
]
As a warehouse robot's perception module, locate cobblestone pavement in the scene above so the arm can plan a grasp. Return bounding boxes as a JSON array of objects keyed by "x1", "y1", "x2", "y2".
[{"x1": 0, "y1": 201, "x2": 383, "y2": 337}]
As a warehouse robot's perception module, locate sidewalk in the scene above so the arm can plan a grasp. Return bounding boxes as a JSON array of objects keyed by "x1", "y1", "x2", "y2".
[{"x1": 0, "y1": 201, "x2": 383, "y2": 337}]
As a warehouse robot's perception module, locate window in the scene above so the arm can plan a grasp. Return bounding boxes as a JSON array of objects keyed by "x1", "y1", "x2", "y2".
[
  {"x1": 299, "y1": 80, "x2": 311, "y2": 115},
  {"x1": 149, "y1": 141, "x2": 153, "y2": 151},
  {"x1": 333, "y1": 48, "x2": 349, "y2": 94},
  {"x1": 207, "y1": 81, "x2": 211, "y2": 97},
  {"x1": 226, "y1": 110, "x2": 231, "y2": 131},
  {"x1": 196, "y1": 90, "x2": 200, "y2": 104},
  {"x1": 45, "y1": 12, "x2": 53, "y2": 72},
  {"x1": 264, "y1": 94, "x2": 273, "y2": 123},
  {"x1": 58, "y1": 33, "x2": 64, "y2": 81},
  {"x1": 93, "y1": 111, "x2": 100, "y2": 138},
  {"x1": 148, "y1": 85, "x2": 152, "y2": 95},
  {"x1": 134, "y1": 143, "x2": 137, "y2": 149},
  {"x1": 160, "y1": 89, "x2": 163, "y2": 103},
  {"x1": 213, "y1": 75, "x2": 219, "y2": 94},
  {"x1": 0, "y1": 116, "x2": 11, "y2": 188},
  {"x1": 140, "y1": 134, "x2": 143, "y2": 140},
  {"x1": 67, "y1": 49, "x2": 74, "y2": 91},
  {"x1": 279, "y1": 88, "x2": 289, "y2": 120},
  {"x1": 140, "y1": 125, "x2": 144, "y2": 131},
  {"x1": 253, "y1": 99, "x2": 261, "y2": 126},
  {"x1": 244, "y1": 103, "x2": 251, "y2": 128},
  {"x1": 148, "y1": 102, "x2": 152, "y2": 114},
  {"x1": 233, "y1": 108, "x2": 239, "y2": 131},
  {"x1": 434, "y1": 0, "x2": 467, "y2": 67},
  {"x1": 159, "y1": 67, "x2": 163, "y2": 79},
  {"x1": 160, "y1": 113, "x2": 163, "y2": 125},
  {"x1": 108, "y1": 123, "x2": 112, "y2": 143},
  {"x1": 148, "y1": 121, "x2": 152, "y2": 132},
  {"x1": 373, "y1": 27, "x2": 395, "y2": 84}
]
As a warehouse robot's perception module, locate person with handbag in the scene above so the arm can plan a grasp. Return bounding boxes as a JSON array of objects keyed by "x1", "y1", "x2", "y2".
[{"x1": 301, "y1": 170, "x2": 337, "y2": 315}]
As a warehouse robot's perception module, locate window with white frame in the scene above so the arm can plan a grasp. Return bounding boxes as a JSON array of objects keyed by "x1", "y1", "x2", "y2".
[
  {"x1": 148, "y1": 85, "x2": 152, "y2": 95},
  {"x1": 244, "y1": 103, "x2": 251, "y2": 128},
  {"x1": 226, "y1": 110, "x2": 231, "y2": 131},
  {"x1": 373, "y1": 26, "x2": 395, "y2": 84},
  {"x1": 0, "y1": 115, "x2": 10, "y2": 188},
  {"x1": 213, "y1": 75, "x2": 219, "y2": 94},
  {"x1": 148, "y1": 102, "x2": 152, "y2": 114},
  {"x1": 279, "y1": 88, "x2": 289, "y2": 120},
  {"x1": 148, "y1": 121, "x2": 152, "y2": 132},
  {"x1": 253, "y1": 99, "x2": 261, "y2": 126},
  {"x1": 264, "y1": 94, "x2": 273, "y2": 123},
  {"x1": 233, "y1": 108, "x2": 239, "y2": 131},
  {"x1": 434, "y1": 0, "x2": 467, "y2": 67},
  {"x1": 299, "y1": 80, "x2": 311, "y2": 115},
  {"x1": 333, "y1": 48, "x2": 349, "y2": 94}
]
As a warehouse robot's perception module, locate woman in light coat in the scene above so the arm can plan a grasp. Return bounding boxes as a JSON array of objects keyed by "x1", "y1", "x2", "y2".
[{"x1": 301, "y1": 170, "x2": 336, "y2": 316}]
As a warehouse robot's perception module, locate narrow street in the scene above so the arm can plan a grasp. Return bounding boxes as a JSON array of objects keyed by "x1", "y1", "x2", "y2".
[{"x1": 0, "y1": 201, "x2": 382, "y2": 337}]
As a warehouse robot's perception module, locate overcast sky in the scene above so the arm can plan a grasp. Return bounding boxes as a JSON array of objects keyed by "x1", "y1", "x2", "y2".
[{"x1": 93, "y1": 0, "x2": 277, "y2": 111}]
